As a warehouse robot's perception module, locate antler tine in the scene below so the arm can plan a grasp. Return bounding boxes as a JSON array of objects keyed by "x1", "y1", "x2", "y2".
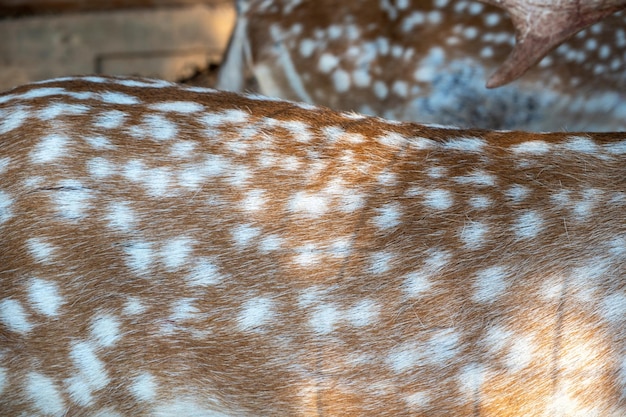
[{"x1": 481, "y1": 0, "x2": 626, "y2": 87}]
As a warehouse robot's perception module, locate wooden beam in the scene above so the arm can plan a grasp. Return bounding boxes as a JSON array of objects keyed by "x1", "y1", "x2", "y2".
[{"x1": 0, "y1": 0, "x2": 232, "y2": 16}]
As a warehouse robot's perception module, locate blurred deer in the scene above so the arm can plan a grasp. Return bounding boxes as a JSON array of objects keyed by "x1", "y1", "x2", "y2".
[{"x1": 217, "y1": 0, "x2": 626, "y2": 131}]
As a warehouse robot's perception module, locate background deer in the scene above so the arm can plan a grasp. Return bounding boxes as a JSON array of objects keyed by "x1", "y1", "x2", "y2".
[
  {"x1": 217, "y1": 0, "x2": 626, "y2": 131},
  {"x1": 0, "y1": 75, "x2": 625, "y2": 416}
]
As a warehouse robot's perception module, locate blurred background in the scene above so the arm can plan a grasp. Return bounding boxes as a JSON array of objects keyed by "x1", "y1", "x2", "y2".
[
  {"x1": 0, "y1": 0, "x2": 236, "y2": 91},
  {"x1": 0, "y1": 1, "x2": 623, "y2": 131}
]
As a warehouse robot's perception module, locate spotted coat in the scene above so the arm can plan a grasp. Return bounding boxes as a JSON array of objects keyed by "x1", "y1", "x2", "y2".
[{"x1": 0, "y1": 76, "x2": 625, "y2": 416}]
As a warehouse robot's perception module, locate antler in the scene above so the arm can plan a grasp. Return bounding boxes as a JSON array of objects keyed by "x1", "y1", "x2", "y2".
[{"x1": 481, "y1": 0, "x2": 626, "y2": 87}]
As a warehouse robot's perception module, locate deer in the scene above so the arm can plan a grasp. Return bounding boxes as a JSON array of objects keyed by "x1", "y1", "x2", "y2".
[
  {"x1": 216, "y1": 0, "x2": 626, "y2": 131},
  {"x1": 0, "y1": 75, "x2": 625, "y2": 416}
]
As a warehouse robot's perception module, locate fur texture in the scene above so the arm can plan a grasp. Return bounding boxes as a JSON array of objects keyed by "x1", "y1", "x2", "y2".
[{"x1": 0, "y1": 76, "x2": 625, "y2": 416}]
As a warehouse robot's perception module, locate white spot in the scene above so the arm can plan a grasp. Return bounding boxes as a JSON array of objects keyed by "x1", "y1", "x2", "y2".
[
  {"x1": 131, "y1": 372, "x2": 157, "y2": 402},
  {"x1": 386, "y1": 329, "x2": 461, "y2": 373},
  {"x1": 443, "y1": 137, "x2": 486, "y2": 152},
  {"x1": 0, "y1": 190, "x2": 12, "y2": 224},
  {"x1": 377, "y1": 171, "x2": 397, "y2": 187},
  {"x1": 352, "y1": 69, "x2": 372, "y2": 87},
  {"x1": 240, "y1": 189, "x2": 266, "y2": 212},
  {"x1": 70, "y1": 341, "x2": 110, "y2": 389},
  {"x1": 505, "y1": 184, "x2": 530, "y2": 203},
  {"x1": 377, "y1": 131, "x2": 405, "y2": 148},
  {"x1": 259, "y1": 234, "x2": 284, "y2": 253},
  {"x1": 170, "y1": 298, "x2": 200, "y2": 321},
  {"x1": 514, "y1": 210, "x2": 544, "y2": 239},
  {"x1": 53, "y1": 179, "x2": 92, "y2": 220},
  {"x1": 469, "y1": 195, "x2": 492, "y2": 209},
  {"x1": 151, "y1": 400, "x2": 231, "y2": 416},
  {"x1": 506, "y1": 335, "x2": 535, "y2": 371},
  {"x1": 511, "y1": 140, "x2": 551, "y2": 154},
  {"x1": 186, "y1": 258, "x2": 225, "y2": 286},
  {"x1": 37, "y1": 102, "x2": 88, "y2": 120},
  {"x1": 91, "y1": 314, "x2": 121, "y2": 348},
  {"x1": 28, "y1": 278, "x2": 64, "y2": 317},
  {"x1": 373, "y1": 80, "x2": 389, "y2": 99},
  {"x1": 139, "y1": 114, "x2": 177, "y2": 141},
  {"x1": 65, "y1": 374, "x2": 95, "y2": 407},
  {"x1": 123, "y1": 297, "x2": 146, "y2": 315},
  {"x1": 573, "y1": 189, "x2": 600, "y2": 220},
  {"x1": 473, "y1": 266, "x2": 508, "y2": 303},
  {"x1": 605, "y1": 140, "x2": 626, "y2": 155},
  {"x1": 26, "y1": 372, "x2": 66, "y2": 415},
  {"x1": 30, "y1": 134, "x2": 69, "y2": 163},
  {"x1": 458, "y1": 363, "x2": 487, "y2": 396},
  {"x1": 0, "y1": 157, "x2": 9, "y2": 174},
  {"x1": 93, "y1": 109, "x2": 127, "y2": 129},
  {"x1": 99, "y1": 91, "x2": 139, "y2": 105},
  {"x1": 318, "y1": 53, "x2": 340, "y2": 73},
  {"x1": 404, "y1": 271, "x2": 433, "y2": 298},
  {"x1": 550, "y1": 189, "x2": 571, "y2": 207},
  {"x1": 423, "y1": 189, "x2": 453, "y2": 210},
  {"x1": 463, "y1": 26, "x2": 479, "y2": 39},
  {"x1": 427, "y1": 328, "x2": 461, "y2": 364},
  {"x1": 87, "y1": 157, "x2": 115, "y2": 179},
  {"x1": 484, "y1": 325, "x2": 514, "y2": 353},
  {"x1": 427, "y1": 10, "x2": 443, "y2": 24},
  {"x1": 294, "y1": 243, "x2": 320, "y2": 266},
  {"x1": 27, "y1": 237, "x2": 55, "y2": 263},
  {"x1": 402, "y1": 10, "x2": 425, "y2": 32},
  {"x1": 0, "y1": 367, "x2": 6, "y2": 395},
  {"x1": 414, "y1": 66, "x2": 436, "y2": 82},
  {"x1": 370, "y1": 251, "x2": 394, "y2": 274},
  {"x1": 124, "y1": 240, "x2": 154, "y2": 274},
  {"x1": 454, "y1": 171, "x2": 496, "y2": 187},
  {"x1": 347, "y1": 299, "x2": 380, "y2": 327},
  {"x1": 484, "y1": 12, "x2": 501, "y2": 26},
  {"x1": 170, "y1": 141, "x2": 196, "y2": 158},
  {"x1": 332, "y1": 69, "x2": 351, "y2": 93},
  {"x1": 238, "y1": 296, "x2": 275, "y2": 331},
  {"x1": 201, "y1": 109, "x2": 249, "y2": 128},
  {"x1": 602, "y1": 293, "x2": 626, "y2": 323},
  {"x1": 340, "y1": 192, "x2": 364, "y2": 213},
  {"x1": 480, "y1": 46, "x2": 494, "y2": 58},
  {"x1": 231, "y1": 224, "x2": 261, "y2": 247},
  {"x1": 298, "y1": 287, "x2": 325, "y2": 309},
  {"x1": 116, "y1": 77, "x2": 172, "y2": 88},
  {"x1": 608, "y1": 236, "x2": 626, "y2": 258},
  {"x1": 161, "y1": 237, "x2": 194, "y2": 271},
  {"x1": 106, "y1": 201, "x2": 136, "y2": 232},
  {"x1": 0, "y1": 105, "x2": 29, "y2": 134},
  {"x1": 564, "y1": 136, "x2": 599, "y2": 154},
  {"x1": 289, "y1": 191, "x2": 329, "y2": 217},
  {"x1": 124, "y1": 159, "x2": 147, "y2": 182},
  {"x1": 143, "y1": 167, "x2": 172, "y2": 197},
  {"x1": 309, "y1": 303, "x2": 340, "y2": 334},
  {"x1": 299, "y1": 38, "x2": 316, "y2": 57},
  {"x1": 283, "y1": 120, "x2": 314, "y2": 142},
  {"x1": 460, "y1": 221, "x2": 488, "y2": 248},
  {"x1": 149, "y1": 101, "x2": 203, "y2": 113},
  {"x1": 0, "y1": 298, "x2": 33, "y2": 333},
  {"x1": 405, "y1": 391, "x2": 431, "y2": 409},
  {"x1": 20, "y1": 87, "x2": 66, "y2": 99},
  {"x1": 373, "y1": 202, "x2": 402, "y2": 230},
  {"x1": 392, "y1": 80, "x2": 409, "y2": 97}
]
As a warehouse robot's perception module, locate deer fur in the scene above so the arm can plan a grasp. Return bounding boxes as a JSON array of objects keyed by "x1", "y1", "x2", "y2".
[{"x1": 0, "y1": 76, "x2": 625, "y2": 416}]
